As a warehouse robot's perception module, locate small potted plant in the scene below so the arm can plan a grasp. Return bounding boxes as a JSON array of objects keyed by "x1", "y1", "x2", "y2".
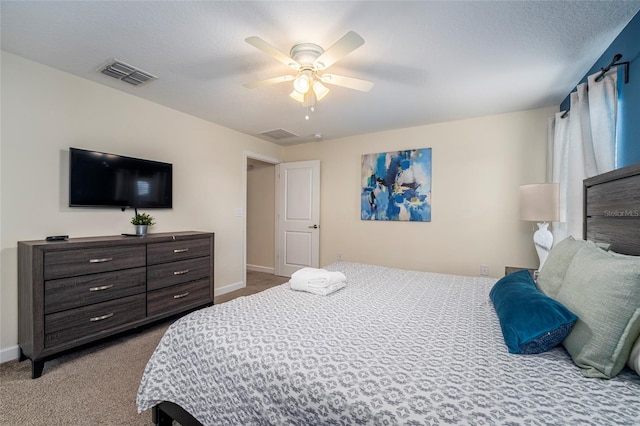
[{"x1": 131, "y1": 212, "x2": 155, "y2": 236}]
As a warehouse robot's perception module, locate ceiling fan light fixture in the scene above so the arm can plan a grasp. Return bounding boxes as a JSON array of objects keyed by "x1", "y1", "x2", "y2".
[
  {"x1": 289, "y1": 90, "x2": 305, "y2": 103},
  {"x1": 313, "y1": 80, "x2": 330, "y2": 101},
  {"x1": 244, "y1": 31, "x2": 373, "y2": 113},
  {"x1": 303, "y1": 90, "x2": 317, "y2": 108},
  {"x1": 293, "y1": 73, "x2": 311, "y2": 94}
]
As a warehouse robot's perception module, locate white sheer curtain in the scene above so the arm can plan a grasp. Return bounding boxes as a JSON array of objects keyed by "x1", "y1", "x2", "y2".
[{"x1": 548, "y1": 67, "x2": 618, "y2": 242}]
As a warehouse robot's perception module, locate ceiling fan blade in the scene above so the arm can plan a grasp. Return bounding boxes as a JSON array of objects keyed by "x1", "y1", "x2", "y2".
[
  {"x1": 245, "y1": 36, "x2": 300, "y2": 70},
  {"x1": 318, "y1": 73, "x2": 374, "y2": 92},
  {"x1": 243, "y1": 75, "x2": 295, "y2": 89},
  {"x1": 313, "y1": 31, "x2": 365, "y2": 70}
]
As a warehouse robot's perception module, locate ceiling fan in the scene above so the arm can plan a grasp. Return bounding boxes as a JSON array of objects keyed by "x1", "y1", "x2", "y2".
[{"x1": 243, "y1": 31, "x2": 374, "y2": 116}]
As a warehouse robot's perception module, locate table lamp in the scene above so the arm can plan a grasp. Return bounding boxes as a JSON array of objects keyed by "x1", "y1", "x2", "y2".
[{"x1": 519, "y1": 183, "x2": 560, "y2": 269}]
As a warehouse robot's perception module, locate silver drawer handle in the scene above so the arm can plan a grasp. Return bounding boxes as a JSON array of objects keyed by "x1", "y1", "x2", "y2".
[
  {"x1": 173, "y1": 248, "x2": 189, "y2": 253},
  {"x1": 173, "y1": 292, "x2": 190, "y2": 299},
  {"x1": 89, "y1": 257, "x2": 113, "y2": 263},
  {"x1": 90, "y1": 313, "x2": 114, "y2": 322},
  {"x1": 174, "y1": 269, "x2": 190, "y2": 275},
  {"x1": 89, "y1": 284, "x2": 114, "y2": 292}
]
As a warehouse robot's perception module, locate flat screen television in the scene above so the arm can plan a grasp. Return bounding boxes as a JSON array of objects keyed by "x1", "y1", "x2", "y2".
[{"x1": 69, "y1": 147, "x2": 172, "y2": 209}]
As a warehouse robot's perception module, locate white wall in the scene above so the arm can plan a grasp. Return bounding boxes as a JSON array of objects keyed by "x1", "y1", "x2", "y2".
[
  {"x1": 0, "y1": 50, "x2": 557, "y2": 360},
  {"x1": 0, "y1": 52, "x2": 284, "y2": 356},
  {"x1": 284, "y1": 106, "x2": 557, "y2": 277}
]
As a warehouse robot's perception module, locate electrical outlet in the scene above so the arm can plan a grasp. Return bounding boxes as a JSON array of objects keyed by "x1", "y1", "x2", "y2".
[
  {"x1": 337, "y1": 253, "x2": 343, "y2": 261},
  {"x1": 480, "y1": 264, "x2": 489, "y2": 276}
]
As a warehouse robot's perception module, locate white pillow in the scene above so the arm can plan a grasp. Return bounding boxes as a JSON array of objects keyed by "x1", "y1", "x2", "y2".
[{"x1": 629, "y1": 334, "x2": 640, "y2": 375}]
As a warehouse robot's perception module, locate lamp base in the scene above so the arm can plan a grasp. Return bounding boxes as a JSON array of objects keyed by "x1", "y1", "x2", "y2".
[{"x1": 533, "y1": 222, "x2": 554, "y2": 269}]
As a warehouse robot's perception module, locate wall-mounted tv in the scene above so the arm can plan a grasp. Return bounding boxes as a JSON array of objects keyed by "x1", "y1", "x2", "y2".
[{"x1": 69, "y1": 147, "x2": 172, "y2": 209}]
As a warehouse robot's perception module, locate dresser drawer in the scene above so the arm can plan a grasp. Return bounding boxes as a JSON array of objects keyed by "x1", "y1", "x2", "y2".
[
  {"x1": 44, "y1": 267, "x2": 146, "y2": 314},
  {"x1": 147, "y1": 279, "x2": 211, "y2": 317},
  {"x1": 44, "y1": 246, "x2": 146, "y2": 280},
  {"x1": 44, "y1": 294, "x2": 146, "y2": 348},
  {"x1": 147, "y1": 238, "x2": 211, "y2": 265},
  {"x1": 147, "y1": 257, "x2": 211, "y2": 291}
]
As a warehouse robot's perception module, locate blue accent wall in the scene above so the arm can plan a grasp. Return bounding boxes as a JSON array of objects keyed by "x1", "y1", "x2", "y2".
[{"x1": 560, "y1": 12, "x2": 640, "y2": 168}]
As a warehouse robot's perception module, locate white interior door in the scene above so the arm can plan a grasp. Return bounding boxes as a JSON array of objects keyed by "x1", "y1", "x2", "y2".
[{"x1": 275, "y1": 160, "x2": 320, "y2": 277}]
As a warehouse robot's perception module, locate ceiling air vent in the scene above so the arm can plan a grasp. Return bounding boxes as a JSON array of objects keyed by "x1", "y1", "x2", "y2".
[
  {"x1": 99, "y1": 59, "x2": 157, "y2": 86},
  {"x1": 260, "y1": 129, "x2": 298, "y2": 140}
]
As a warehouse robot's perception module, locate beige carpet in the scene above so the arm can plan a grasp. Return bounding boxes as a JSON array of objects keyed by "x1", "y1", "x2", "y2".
[
  {"x1": 213, "y1": 270, "x2": 289, "y2": 304},
  {"x1": 0, "y1": 271, "x2": 288, "y2": 425}
]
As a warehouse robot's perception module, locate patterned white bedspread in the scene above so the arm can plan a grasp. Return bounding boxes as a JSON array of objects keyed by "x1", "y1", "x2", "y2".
[{"x1": 137, "y1": 262, "x2": 640, "y2": 425}]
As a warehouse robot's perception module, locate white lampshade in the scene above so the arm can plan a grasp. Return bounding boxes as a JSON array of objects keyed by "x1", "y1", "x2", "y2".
[
  {"x1": 519, "y1": 183, "x2": 559, "y2": 222},
  {"x1": 519, "y1": 183, "x2": 560, "y2": 269},
  {"x1": 289, "y1": 90, "x2": 305, "y2": 103},
  {"x1": 312, "y1": 80, "x2": 330, "y2": 101},
  {"x1": 291, "y1": 79, "x2": 330, "y2": 106},
  {"x1": 293, "y1": 72, "x2": 311, "y2": 94}
]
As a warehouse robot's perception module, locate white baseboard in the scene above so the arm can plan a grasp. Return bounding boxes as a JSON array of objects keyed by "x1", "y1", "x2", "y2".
[
  {"x1": 214, "y1": 281, "x2": 245, "y2": 297},
  {"x1": 0, "y1": 345, "x2": 20, "y2": 363},
  {"x1": 247, "y1": 264, "x2": 275, "y2": 274}
]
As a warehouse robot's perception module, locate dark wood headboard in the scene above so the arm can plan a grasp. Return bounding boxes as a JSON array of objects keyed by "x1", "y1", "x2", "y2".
[{"x1": 583, "y1": 162, "x2": 640, "y2": 255}]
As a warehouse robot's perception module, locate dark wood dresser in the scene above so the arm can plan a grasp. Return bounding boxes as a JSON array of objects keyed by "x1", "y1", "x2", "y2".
[{"x1": 18, "y1": 231, "x2": 214, "y2": 378}]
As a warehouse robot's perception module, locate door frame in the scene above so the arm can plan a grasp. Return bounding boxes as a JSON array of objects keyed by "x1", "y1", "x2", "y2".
[{"x1": 243, "y1": 151, "x2": 280, "y2": 289}]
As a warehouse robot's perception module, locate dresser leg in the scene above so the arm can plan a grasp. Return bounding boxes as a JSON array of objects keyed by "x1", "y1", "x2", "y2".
[
  {"x1": 19, "y1": 348, "x2": 27, "y2": 362},
  {"x1": 31, "y1": 360, "x2": 44, "y2": 379}
]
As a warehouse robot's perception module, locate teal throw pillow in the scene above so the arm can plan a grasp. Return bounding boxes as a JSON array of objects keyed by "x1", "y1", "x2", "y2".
[{"x1": 490, "y1": 269, "x2": 578, "y2": 354}]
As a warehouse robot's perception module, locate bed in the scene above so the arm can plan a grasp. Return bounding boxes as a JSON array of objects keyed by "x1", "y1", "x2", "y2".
[{"x1": 137, "y1": 162, "x2": 640, "y2": 425}]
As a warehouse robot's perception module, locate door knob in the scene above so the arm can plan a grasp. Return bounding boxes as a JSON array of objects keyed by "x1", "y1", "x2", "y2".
[{"x1": 308, "y1": 224, "x2": 319, "y2": 229}]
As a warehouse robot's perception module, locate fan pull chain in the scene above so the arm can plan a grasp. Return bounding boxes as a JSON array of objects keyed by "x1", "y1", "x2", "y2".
[{"x1": 305, "y1": 105, "x2": 315, "y2": 120}]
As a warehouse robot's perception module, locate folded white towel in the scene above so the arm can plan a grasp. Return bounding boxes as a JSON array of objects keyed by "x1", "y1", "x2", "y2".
[
  {"x1": 289, "y1": 267, "x2": 346, "y2": 295},
  {"x1": 290, "y1": 268, "x2": 346, "y2": 287},
  {"x1": 297, "y1": 280, "x2": 346, "y2": 296}
]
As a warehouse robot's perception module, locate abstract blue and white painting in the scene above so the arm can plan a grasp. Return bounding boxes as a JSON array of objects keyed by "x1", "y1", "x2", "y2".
[{"x1": 361, "y1": 148, "x2": 432, "y2": 221}]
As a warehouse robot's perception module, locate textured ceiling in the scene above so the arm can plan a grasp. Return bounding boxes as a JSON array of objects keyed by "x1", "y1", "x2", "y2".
[{"x1": 2, "y1": 1, "x2": 639, "y2": 146}]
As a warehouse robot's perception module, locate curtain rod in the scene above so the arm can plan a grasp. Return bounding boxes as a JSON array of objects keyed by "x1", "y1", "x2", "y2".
[
  {"x1": 595, "y1": 53, "x2": 630, "y2": 84},
  {"x1": 560, "y1": 53, "x2": 630, "y2": 119}
]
